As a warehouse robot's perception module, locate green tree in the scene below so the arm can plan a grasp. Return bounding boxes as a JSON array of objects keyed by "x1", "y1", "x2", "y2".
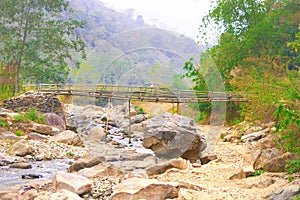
[
  {"x1": 191, "y1": 0, "x2": 299, "y2": 120},
  {"x1": 0, "y1": 0, "x2": 86, "y2": 94}
]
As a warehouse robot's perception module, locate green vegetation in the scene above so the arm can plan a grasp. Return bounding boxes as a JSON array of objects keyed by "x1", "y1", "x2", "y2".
[
  {"x1": 0, "y1": 0, "x2": 86, "y2": 93},
  {"x1": 0, "y1": 85, "x2": 14, "y2": 101},
  {"x1": 183, "y1": 0, "x2": 300, "y2": 180},
  {"x1": 254, "y1": 169, "x2": 265, "y2": 177},
  {"x1": 66, "y1": 151, "x2": 74, "y2": 157},
  {"x1": 274, "y1": 103, "x2": 300, "y2": 154},
  {"x1": 14, "y1": 109, "x2": 45, "y2": 124},
  {"x1": 0, "y1": 120, "x2": 9, "y2": 129},
  {"x1": 15, "y1": 130, "x2": 23, "y2": 137},
  {"x1": 286, "y1": 159, "x2": 300, "y2": 182},
  {"x1": 135, "y1": 106, "x2": 145, "y2": 115}
]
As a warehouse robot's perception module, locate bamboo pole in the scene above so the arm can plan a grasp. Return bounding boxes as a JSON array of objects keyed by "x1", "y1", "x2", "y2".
[
  {"x1": 105, "y1": 98, "x2": 111, "y2": 137},
  {"x1": 128, "y1": 98, "x2": 132, "y2": 144}
]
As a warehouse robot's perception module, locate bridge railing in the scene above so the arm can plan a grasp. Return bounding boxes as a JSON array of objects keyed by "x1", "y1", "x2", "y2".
[{"x1": 23, "y1": 84, "x2": 248, "y2": 103}]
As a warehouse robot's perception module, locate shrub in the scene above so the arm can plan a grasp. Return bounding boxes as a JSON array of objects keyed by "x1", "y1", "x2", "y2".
[
  {"x1": 286, "y1": 159, "x2": 300, "y2": 182},
  {"x1": 15, "y1": 130, "x2": 23, "y2": 136},
  {"x1": 135, "y1": 106, "x2": 145, "y2": 115},
  {"x1": 0, "y1": 120, "x2": 9, "y2": 128},
  {"x1": 14, "y1": 109, "x2": 46, "y2": 124},
  {"x1": 254, "y1": 169, "x2": 264, "y2": 176}
]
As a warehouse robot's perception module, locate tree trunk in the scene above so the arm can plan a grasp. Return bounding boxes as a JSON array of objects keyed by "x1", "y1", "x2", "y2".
[{"x1": 14, "y1": 3, "x2": 30, "y2": 94}]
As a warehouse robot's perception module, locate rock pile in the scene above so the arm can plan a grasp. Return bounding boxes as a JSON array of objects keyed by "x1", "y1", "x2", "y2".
[{"x1": 3, "y1": 91, "x2": 63, "y2": 115}]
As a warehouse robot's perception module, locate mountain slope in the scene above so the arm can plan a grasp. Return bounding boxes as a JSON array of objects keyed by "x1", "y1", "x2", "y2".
[{"x1": 69, "y1": 0, "x2": 202, "y2": 87}]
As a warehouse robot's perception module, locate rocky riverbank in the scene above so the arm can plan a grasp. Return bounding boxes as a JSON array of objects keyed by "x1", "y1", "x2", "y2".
[{"x1": 0, "y1": 92, "x2": 299, "y2": 200}]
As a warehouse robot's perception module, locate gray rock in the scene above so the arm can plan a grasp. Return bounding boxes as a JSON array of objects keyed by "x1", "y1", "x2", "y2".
[
  {"x1": 36, "y1": 189, "x2": 83, "y2": 200},
  {"x1": 11, "y1": 139, "x2": 34, "y2": 157},
  {"x1": 263, "y1": 152, "x2": 300, "y2": 172},
  {"x1": 10, "y1": 162, "x2": 32, "y2": 169},
  {"x1": 68, "y1": 154, "x2": 106, "y2": 172},
  {"x1": 241, "y1": 131, "x2": 264, "y2": 142},
  {"x1": 50, "y1": 130, "x2": 83, "y2": 146},
  {"x1": 269, "y1": 184, "x2": 300, "y2": 200},
  {"x1": 0, "y1": 154, "x2": 18, "y2": 166},
  {"x1": 110, "y1": 178, "x2": 180, "y2": 200},
  {"x1": 229, "y1": 166, "x2": 255, "y2": 179},
  {"x1": 121, "y1": 156, "x2": 157, "y2": 171},
  {"x1": 146, "y1": 157, "x2": 190, "y2": 176},
  {"x1": 253, "y1": 148, "x2": 282, "y2": 170},
  {"x1": 142, "y1": 113, "x2": 206, "y2": 161},
  {"x1": 53, "y1": 172, "x2": 92, "y2": 195},
  {"x1": 29, "y1": 122, "x2": 60, "y2": 136},
  {"x1": 45, "y1": 113, "x2": 66, "y2": 131},
  {"x1": 78, "y1": 163, "x2": 123, "y2": 178},
  {"x1": 87, "y1": 126, "x2": 106, "y2": 141},
  {"x1": 0, "y1": 131, "x2": 20, "y2": 140}
]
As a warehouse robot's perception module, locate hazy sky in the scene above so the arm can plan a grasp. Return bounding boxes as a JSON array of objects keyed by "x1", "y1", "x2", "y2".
[{"x1": 99, "y1": 0, "x2": 212, "y2": 41}]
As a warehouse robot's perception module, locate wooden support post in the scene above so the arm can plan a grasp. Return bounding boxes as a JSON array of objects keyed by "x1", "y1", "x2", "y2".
[
  {"x1": 172, "y1": 101, "x2": 175, "y2": 113},
  {"x1": 177, "y1": 102, "x2": 180, "y2": 114},
  {"x1": 105, "y1": 98, "x2": 110, "y2": 137},
  {"x1": 128, "y1": 99, "x2": 132, "y2": 144}
]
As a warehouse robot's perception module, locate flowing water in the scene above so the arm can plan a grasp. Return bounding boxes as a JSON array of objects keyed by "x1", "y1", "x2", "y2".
[{"x1": 0, "y1": 159, "x2": 72, "y2": 188}]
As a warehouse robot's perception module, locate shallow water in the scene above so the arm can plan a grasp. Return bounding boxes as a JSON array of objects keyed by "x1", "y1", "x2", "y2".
[{"x1": 0, "y1": 159, "x2": 72, "y2": 188}]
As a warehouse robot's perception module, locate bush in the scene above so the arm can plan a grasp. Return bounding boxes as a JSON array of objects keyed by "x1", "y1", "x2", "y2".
[
  {"x1": 135, "y1": 106, "x2": 145, "y2": 115},
  {"x1": 286, "y1": 159, "x2": 300, "y2": 182},
  {"x1": 15, "y1": 130, "x2": 23, "y2": 136},
  {"x1": 274, "y1": 104, "x2": 300, "y2": 154},
  {"x1": 0, "y1": 120, "x2": 9, "y2": 128}
]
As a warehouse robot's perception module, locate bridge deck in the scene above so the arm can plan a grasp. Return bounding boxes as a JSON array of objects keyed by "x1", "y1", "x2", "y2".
[{"x1": 24, "y1": 84, "x2": 248, "y2": 103}]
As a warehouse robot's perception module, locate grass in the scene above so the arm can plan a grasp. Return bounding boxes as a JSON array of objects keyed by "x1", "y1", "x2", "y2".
[{"x1": 14, "y1": 109, "x2": 45, "y2": 124}]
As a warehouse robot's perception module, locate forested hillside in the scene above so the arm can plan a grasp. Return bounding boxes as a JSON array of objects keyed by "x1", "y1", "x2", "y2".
[{"x1": 68, "y1": 0, "x2": 201, "y2": 86}]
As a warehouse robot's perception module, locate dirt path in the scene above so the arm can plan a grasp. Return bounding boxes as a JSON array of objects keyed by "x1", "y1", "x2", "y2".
[{"x1": 157, "y1": 139, "x2": 290, "y2": 200}]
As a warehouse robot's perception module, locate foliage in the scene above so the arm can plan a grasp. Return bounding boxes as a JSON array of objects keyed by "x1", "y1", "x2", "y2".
[
  {"x1": 135, "y1": 106, "x2": 145, "y2": 115},
  {"x1": 66, "y1": 151, "x2": 74, "y2": 157},
  {"x1": 0, "y1": 120, "x2": 9, "y2": 129},
  {"x1": 254, "y1": 169, "x2": 265, "y2": 177},
  {"x1": 186, "y1": 0, "x2": 300, "y2": 125},
  {"x1": 15, "y1": 130, "x2": 23, "y2": 137},
  {"x1": 286, "y1": 158, "x2": 300, "y2": 182},
  {"x1": 188, "y1": 0, "x2": 300, "y2": 182},
  {"x1": 14, "y1": 109, "x2": 45, "y2": 124},
  {"x1": 273, "y1": 93, "x2": 300, "y2": 154},
  {"x1": 0, "y1": 85, "x2": 14, "y2": 100},
  {"x1": 0, "y1": 0, "x2": 86, "y2": 93}
]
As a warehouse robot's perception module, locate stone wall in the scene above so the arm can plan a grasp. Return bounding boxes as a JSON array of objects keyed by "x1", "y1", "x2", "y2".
[{"x1": 3, "y1": 91, "x2": 63, "y2": 115}]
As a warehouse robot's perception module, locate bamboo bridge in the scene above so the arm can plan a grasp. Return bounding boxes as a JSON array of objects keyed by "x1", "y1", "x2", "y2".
[{"x1": 24, "y1": 84, "x2": 248, "y2": 104}]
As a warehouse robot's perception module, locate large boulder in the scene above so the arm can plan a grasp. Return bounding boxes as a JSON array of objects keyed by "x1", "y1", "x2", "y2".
[
  {"x1": 29, "y1": 122, "x2": 60, "y2": 136},
  {"x1": 253, "y1": 148, "x2": 282, "y2": 170},
  {"x1": 53, "y1": 172, "x2": 92, "y2": 195},
  {"x1": 35, "y1": 189, "x2": 83, "y2": 200},
  {"x1": 78, "y1": 163, "x2": 123, "y2": 178},
  {"x1": 87, "y1": 126, "x2": 106, "y2": 141},
  {"x1": 68, "y1": 154, "x2": 106, "y2": 172},
  {"x1": 263, "y1": 152, "x2": 300, "y2": 172},
  {"x1": 142, "y1": 113, "x2": 206, "y2": 161},
  {"x1": 269, "y1": 180, "x2": 300, "y2": 200},
  {"x1": 45, "y1": 113, "x2": 66, "y2": 131},
  {"x1": 50, "y1": 130, "x2": 83, "y2": 146},
  {"x1": 10, "y1": 139, "x2": 34, "y2": 157},
  {"x1": 110, "y1": 178, "x2": 180, "y2": 200}
]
